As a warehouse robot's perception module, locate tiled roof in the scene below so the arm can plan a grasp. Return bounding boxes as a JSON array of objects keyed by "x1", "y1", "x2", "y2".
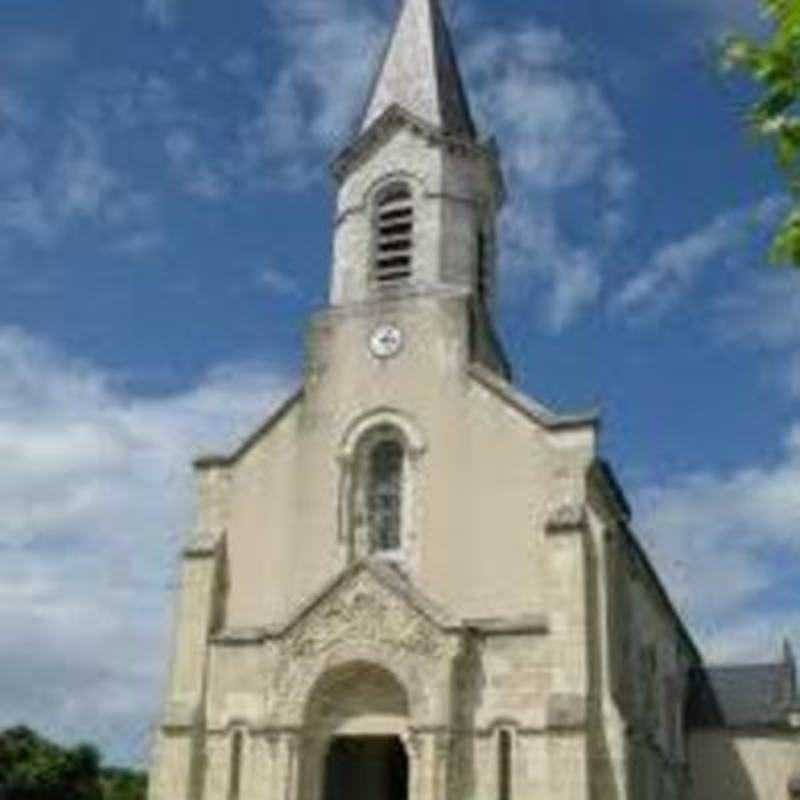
[{"x1": 688, "y1": 659, "x2": 797, "y2": 729}]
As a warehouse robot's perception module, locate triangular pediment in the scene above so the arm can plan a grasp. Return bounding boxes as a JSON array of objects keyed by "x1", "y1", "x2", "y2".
[
  {"x1": 288, "y1": 559, "x2": 457, "y2": 635},
  {"x1": 277, "y1": 560, "x2": 458, "y2": 663}
]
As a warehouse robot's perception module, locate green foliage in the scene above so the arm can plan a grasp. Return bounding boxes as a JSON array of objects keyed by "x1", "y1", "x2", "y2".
[
  {"x1": 0, "y1": 726, "x2": 147, "y2": 800},
  {"x1": 723, "y1": 0, "x2": 800, "y2": 266},
  {"x1": 100, "y1": 768, "x2": 148, "y2": 800}
]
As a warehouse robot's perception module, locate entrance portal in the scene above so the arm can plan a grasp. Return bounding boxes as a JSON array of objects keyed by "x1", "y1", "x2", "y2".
[{"x1": 323, "y1": 736, "x2": 408, "y2": 800}]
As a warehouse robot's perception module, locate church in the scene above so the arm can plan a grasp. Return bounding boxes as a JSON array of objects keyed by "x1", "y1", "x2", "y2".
[{"x1": 147, "y1": 1, "x2": 800, "y2": 798}]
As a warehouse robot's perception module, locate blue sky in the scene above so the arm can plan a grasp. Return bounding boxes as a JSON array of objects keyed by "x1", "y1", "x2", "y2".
[{"x1": 1, "y1": 0, "x2": 799, "y2": 769}]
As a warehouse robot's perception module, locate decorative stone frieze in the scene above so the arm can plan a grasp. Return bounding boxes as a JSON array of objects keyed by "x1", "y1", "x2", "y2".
[
  {"x1": 266, "y1": 565, "x2": 461, "y2": 728},
  {"x1": 287, "y1": 570, "x2": 443, "y2": 660}
]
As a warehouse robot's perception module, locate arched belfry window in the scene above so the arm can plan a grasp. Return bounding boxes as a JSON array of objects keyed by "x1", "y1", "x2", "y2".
[
  {"x1": 367, "y1": 437, "x2": 404, "y2": 552},
  {"x1": 374, "y1": 181, "x2": 414, "y2": 285}
]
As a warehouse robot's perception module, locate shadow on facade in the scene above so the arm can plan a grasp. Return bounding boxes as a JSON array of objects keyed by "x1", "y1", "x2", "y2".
[
  {"x1": 584, "y1": 524, "x2": 623, "y2": 800},
  {"x1": 447, "y1": 632, "x2": 486, "y2": 799}
]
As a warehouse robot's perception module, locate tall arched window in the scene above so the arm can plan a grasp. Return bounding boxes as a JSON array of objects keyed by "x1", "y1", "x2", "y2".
[
  {"x1": 374, "y1": 181, "x2": 414, "y2": 285},
  {"x1": 367, "y1": 437, "x2": 404, "y2": 552}
]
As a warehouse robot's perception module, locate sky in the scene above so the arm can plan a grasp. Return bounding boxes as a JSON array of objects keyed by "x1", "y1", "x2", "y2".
[{"x1": 1, "y1": 0, "x2": 799, "y2": 770}]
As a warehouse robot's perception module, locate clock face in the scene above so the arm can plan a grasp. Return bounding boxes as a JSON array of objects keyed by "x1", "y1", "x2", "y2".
[{"x1": 369, "y1": 324, "x2": 404, "y2": 359}]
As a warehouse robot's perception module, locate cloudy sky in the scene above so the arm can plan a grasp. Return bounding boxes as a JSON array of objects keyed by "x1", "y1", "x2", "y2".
[{"x1": 1, "y1": 0, "x2": 799, "y2": 769}]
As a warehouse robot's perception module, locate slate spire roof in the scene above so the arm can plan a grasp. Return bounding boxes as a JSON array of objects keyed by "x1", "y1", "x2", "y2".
[{"x1": 359, "y1": 0, "x2": 477, "y2": 139}]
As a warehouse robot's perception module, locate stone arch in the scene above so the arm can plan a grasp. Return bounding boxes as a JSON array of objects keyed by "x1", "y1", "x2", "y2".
[
  {"x1": 363, "y1": 170, "x2": 427, "y2": 211},
  {"x1": 339, "y1": 408, "x2": 427, "y2": 461},
  {"x1": 334, "y1": 170, "x2": 428, "y2": 231},
  {"x1": 284, "y1": 643, "x2": 431, "y2": 729},
  {"x1": 304, "y1": 660, "x2": 411, "y2": 737},
  {"x1": 296, "y1": 656, "x2": 419, "y2": 800}
]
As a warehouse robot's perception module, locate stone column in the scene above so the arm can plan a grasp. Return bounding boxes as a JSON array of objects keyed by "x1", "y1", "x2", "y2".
[
  {"x1": 432, "y1": 733, "x2": 451, "y2": 800},
  {"x1": 244, "y1": 733, "x2": 271, "y2": 800},
  {"x1": 265, "y1": 734, "x2": 282, "y2": 800},
  {"x1": 280, "y1": 732, "x2": 301, "y2": 800},
  {"x1": 405, "y1": 732, "x2": 424, "y2": 800},
  {"x1": 411, "y1": 732, "x2": 450, "y2": 800}
]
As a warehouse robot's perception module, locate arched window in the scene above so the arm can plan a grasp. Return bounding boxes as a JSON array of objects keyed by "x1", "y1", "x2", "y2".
[
  {"x1": 374, "y1": 182, "x2": 414, "y2": 285},
  {"x1": 339, "y1": 412, "x2": 425, "y2": 561},
  {"x1": 367, "y1": 437, "x2": 404, "y2": 552}
]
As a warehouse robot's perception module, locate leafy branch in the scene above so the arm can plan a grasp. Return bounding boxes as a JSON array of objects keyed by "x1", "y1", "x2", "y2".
[{"x1": 723, "y1": 0, "x2": 800, "y2": 265}]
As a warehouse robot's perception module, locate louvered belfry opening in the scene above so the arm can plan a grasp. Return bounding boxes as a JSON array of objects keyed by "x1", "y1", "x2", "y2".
[{"x1": 374, "y1": 182, "x2": 414, "y2": 285}]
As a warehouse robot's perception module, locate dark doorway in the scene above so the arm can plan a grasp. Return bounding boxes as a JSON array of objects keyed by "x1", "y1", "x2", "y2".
[{"x1": 323, "y1": 736, "x2": 408, "y2": 800}]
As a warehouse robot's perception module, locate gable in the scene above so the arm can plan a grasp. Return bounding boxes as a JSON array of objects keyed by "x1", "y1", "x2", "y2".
[{"x1": 280, "y1": 560, "x2": 457, "y2": 663}]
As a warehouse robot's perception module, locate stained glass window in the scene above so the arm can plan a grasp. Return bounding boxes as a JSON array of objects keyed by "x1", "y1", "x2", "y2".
[{"x1": 367, "y1": 439, "x2": 403, "y2": 551}]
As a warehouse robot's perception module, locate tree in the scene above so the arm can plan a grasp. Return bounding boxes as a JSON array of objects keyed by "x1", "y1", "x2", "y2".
[
  {"x1": 723, "y1": 0, "x2": 800, "y2": 266},
  {"x1": 0, "y1": 726, "x2": 102, "y2": 800},
  {"x1": 100, "y1": 768, "x2": 148, "y2": 800},
  {"x1": 0, "y1": 726, "x2": 146, "y2": 800}
]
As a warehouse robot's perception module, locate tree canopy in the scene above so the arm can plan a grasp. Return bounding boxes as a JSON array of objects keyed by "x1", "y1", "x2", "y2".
[
  {"x1": 0, "y1": 726, "x2": 146, "y2": 800},
  {"x1": 723, "y1": 0, "x2": 800, "y2": 266}
]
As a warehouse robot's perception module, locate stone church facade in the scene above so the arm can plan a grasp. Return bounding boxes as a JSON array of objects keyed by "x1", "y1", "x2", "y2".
[{"x1": 147, "y1": 0, "x2": 800, "y2": 798}]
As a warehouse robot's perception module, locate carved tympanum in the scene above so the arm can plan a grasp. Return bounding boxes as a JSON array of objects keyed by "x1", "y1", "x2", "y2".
[{"x1": 286, "y1": 575, "x2": 441, "y2": 661}]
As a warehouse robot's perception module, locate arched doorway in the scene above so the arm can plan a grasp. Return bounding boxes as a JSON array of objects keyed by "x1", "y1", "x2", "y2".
[
  {"x1": 323, "y1": 736, "x2": 408, "y2": 800},
  {"x1": 302, "y1": 662, "x2": 411, "y2": 800}
]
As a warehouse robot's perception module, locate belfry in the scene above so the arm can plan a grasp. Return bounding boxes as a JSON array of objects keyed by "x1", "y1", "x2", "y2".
[{"x1": 147, "y1": 1, "x2": 800, "y2": 799}]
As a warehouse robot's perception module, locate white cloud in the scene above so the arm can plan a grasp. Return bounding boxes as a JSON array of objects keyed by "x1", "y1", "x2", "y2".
[
  {"x1": 714, "y1": 271, "x2": 800, "y2": 398},
  {"x1": 464, "y1": 23, "x2": 633, "y2": 329},
  {"x1": 163, "y1": 128, "x2": 229, "y2": 199},
  {"x1": 143, "y1": 0, "x2": 176, "y2": 27},
  {"x1": 717, "y1": 272, "x2": 800, "y2": 349},
  {"x1": 2, "y1": 6, "x2": 631, "y2": 328},
  {"x1": 614, "y1": 196, "x2": 786, "y2": 318},
  {"x1": 633, "y1": 423, "x2": 800, "y2": 661},
  {"x1": 51, "y1": 119, "x2": 118, "y2": 219},
  {"x1": 0, "y1": 100, "x2": 164, "y2": 253},
  {"x1": 259, "y1": 266, "x2": 300, "y2": 296},
  {"x1": 109, "y1": 230, "x2": 165, "y2": 256},
  {"x1": 231, "y1": 0, "x2": 386, "y2": 189},
  {"x1": 0, "y1": 327, "x2": 292, "y2": 763},
  {"x1": 0, "y1": 110, "x2": 121, "y2": 246},
  {"x1": 1, "y1": 184, "x2": 54, "y2": 244}
]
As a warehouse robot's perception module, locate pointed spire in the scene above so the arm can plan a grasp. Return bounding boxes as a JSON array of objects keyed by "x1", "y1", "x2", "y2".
[{"x1": 360, "y1": 0, "x2": 476, "y2": 139}]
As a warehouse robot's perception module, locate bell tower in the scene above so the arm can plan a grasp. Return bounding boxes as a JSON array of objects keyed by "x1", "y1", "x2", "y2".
[{"x1": 327, "y1": 0, "x2": 509, "y2": 376}]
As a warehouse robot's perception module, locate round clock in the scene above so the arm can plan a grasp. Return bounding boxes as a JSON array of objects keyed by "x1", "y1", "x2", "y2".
[{"x1": 369, "y1": 324, "x2": 404, "y2": 359}]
